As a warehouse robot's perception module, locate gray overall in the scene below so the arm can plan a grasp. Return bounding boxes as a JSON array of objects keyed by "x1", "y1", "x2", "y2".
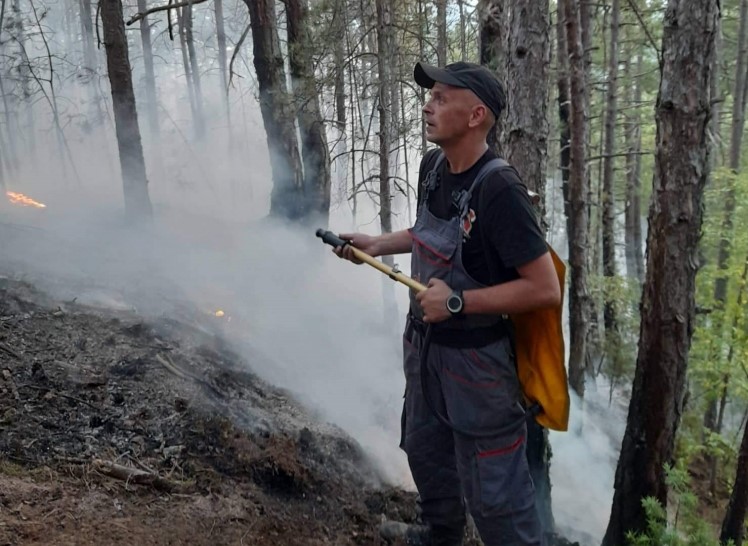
[{"x1": 401, "y1": 156, "x2": 542, "y2": 546}]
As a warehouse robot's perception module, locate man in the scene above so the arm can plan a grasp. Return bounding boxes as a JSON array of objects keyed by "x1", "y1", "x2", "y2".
[{"x1": 336, "y1": 61, "x2": 560, "y2": 546}]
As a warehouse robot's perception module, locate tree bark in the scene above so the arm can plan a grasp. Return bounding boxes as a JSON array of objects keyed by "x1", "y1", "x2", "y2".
[
  {"x1": 624, "y1": 48, "x2": 644, "y2": 285},
  {"x1": 503, "y1": 0, "x2": 549, "y2": 210},
  {"x1": 710, "y1": 13, "x2": 724, "y2": 163},
  {"x1": 79, "y1": 0, "x2": 97, "y2": 71},
  {"x1": 502, "y1": 3, "x2": 554, "y2": 536},
  {"x1": 214, "y1": 0, "x2": 229, "y2": 126},
  {"x1": 557, "y1": 4, "x2": 572, "y2": 248},
  {"x1": 333, "y1": 0, "x2": 346, "y2": 127},
  {"x1": 100, "y1": 0, "x2": 153, "y2": 221},
  {"x1": 183, "y1": 3, "x2": 205, "y2": 139},
  {"x1": 436, "y1": 0, "x2": 447, "y2": 66},
  {"x1": 457, "y1": 0, "x2": 467, "y2": 61},
  {"x1": 713, "y1": 0, "x2": 748, "y2": 308},
  {"x1": 602, "y1": 1, "x2": 718, "y2": 542},
  {"x1": 285, "y1": 0, "x2": 332, "y2": 225},
  {"x1": 244, "y1": 0, "x2": 305, "y2": 220},
  {"x1": 177, "y1": 7, "x2": 198, "y2": 137},
  {"x1": 720, "y1": 417, "x2": 748, "y2": 545},
  {"x1": 479, "y1": 0, "x2": 506, "y2": 74},
  {"x1": 12, "y1": 0, "x2": 35, "y2": 157},
  {"x1": 561, "y1": 0, "x2": 590, "y2": 398},
  {"x1": 375, "y1": 0, "x2": 399, "y2": 326},
  {"x1": 376, "y1": 0, "x2": 394, "y2": 236},
  {"x1": 479, "y1": 0, "x2": 506, "y2": 151},
  {"x1": 137, "y1": 0, "x2": 159, "y2": 137},
  {"x1": 602, "y1": 0, "x2": 620, "y2": 333}
]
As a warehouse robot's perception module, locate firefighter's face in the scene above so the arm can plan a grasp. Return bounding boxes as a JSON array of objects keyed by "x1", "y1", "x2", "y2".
[{"x1": 422, "y1": 83, "x2": 488, "y2": 145}]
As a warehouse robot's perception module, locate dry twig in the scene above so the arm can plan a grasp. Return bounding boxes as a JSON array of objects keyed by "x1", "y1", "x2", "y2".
[{"x1": 93, "y1": 459, "x2": 181, "y2": 492}]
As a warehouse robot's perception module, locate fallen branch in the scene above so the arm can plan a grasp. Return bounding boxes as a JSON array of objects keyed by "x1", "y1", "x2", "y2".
[
  {"x1": 17, "y1": 384, "x2": 98, "y2": 409},
  {"x1": 155, "y1": 353, "x2": 224, "y2": 398},
  {"x1": 93, "y1": 459, "x2": 180, "y2": 492}
]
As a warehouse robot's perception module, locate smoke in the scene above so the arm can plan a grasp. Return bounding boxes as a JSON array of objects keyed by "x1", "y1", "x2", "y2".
[
  {"x1": 0, "y1": 1, "x2": 629, "y2": 539},
  {"x1": 1, "y1": 169, "x2": 626, "y2": 545},
  {"x1": 0, "y1": 185, "x2": 416, "y2": 485},
  {"x1": 550, "y1": 384, "x2": 628, "y2": 545}
]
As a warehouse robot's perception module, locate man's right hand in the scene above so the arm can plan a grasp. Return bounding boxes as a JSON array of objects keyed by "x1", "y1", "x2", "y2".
[{"x1": 333, "y1": 233, "x2": 379, "y2": 263}]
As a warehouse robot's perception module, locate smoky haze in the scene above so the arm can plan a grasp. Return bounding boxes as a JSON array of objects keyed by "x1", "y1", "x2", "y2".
[{"x1": 0, "y1": 1, "x2": 625, "y2": 543}]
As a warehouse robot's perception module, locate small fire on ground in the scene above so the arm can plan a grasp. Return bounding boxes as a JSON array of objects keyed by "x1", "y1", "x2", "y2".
[
  {"x1": 213, "y1": 309, "x2": 231, "y2": 322},
  {"x1": 6, "y1": 191, "x2": 46, "y2": 208}
]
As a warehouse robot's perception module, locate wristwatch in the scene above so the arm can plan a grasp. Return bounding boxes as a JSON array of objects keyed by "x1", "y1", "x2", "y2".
[{"x1": 446, "y1": 290, "x2": 464, "y2": 316}]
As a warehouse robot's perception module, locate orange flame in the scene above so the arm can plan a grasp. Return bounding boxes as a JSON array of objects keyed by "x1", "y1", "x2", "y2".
[{"x1": 6, "y1": 191, "x2": 46, "y2": 208}]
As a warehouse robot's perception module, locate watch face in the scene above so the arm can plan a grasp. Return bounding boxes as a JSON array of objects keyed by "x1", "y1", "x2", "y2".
[{"x1": 447, "y1": 294, "x2": 463, "y2": 313}]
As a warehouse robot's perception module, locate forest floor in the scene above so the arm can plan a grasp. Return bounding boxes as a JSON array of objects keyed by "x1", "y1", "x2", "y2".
[
  {"x1": 0, "y1": 275, "x2": 593, "y2": 546},
  {"x1": 0, "y1": 277, "x2": 425, "y2": 546}
]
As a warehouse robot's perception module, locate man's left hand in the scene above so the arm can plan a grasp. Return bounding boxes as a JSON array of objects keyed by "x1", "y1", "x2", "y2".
[{"x1": 415, "y1": 278, "x2": 452, "y2": 323}]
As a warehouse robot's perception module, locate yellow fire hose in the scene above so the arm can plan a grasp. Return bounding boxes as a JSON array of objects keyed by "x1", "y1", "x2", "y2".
[{"x1": 315, "y1": 229, "x2": 426, "y2": 293}]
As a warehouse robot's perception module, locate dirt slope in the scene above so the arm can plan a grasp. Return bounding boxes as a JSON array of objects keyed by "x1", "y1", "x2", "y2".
[{"x1": 0, "y1": 277, "x2": 420, "y2": 546}]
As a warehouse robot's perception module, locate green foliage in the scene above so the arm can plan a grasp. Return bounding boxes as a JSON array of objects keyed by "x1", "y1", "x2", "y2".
[
  {"x1": 589, "y1": 273, "x2": 641, "y2": 384},
  {"x1": 691, "y1": 166, "x2": 748, "y2": 414},
  {"x1": 625, "y1": 464, "x2": 734, "y2": 546}
]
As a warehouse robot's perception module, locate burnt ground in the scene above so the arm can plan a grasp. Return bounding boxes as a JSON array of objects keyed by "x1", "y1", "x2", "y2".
[
  {"x1": 0, "y1": 277, "x2": 425, "y2": 546},
  {"x1": 0, "y1": 276, "x2": 585, "y2": 546}
]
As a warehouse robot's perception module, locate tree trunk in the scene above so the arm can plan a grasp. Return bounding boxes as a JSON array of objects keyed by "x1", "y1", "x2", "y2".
[
  {"x1": 375, "y1": 0, "x2": 398, "y2": 326},
  {"x1": 711, "y1": 14, "x2": 724, "y2": 162},
  {"x1": 602, "y1": 1, "x2": 718, "y2": 542},
  {"x1": 177, "y1": 7, "x2": 198, "y2": 137},
  {"x1": 557, "y1": 4, "x2": 572, "y2": 248},
  {"x1": 100, "y1": 0, "x2": 153, "y2": 221},
  {"x1": 728, "y1": 0, "x2": 748, "y2": 176},
  {"x1": 624, "y1": 48, "x2": 644, "y2": 285},
  {"x1": 0, "y1": 69, "x2": 17, "y2": 174},
  {"x1": 714, "y1": 0, "x2": 748, "y2": 307},
  {"x1": 376, "y1": 0, "x2": 394, "y2": 236},
  {"x1": 333, "y1": 0, "x2": 346, "y2": 127},
  {"x1": 436, "y1": 0, "x2": 447, "y2": 66},
  {"x1": 562, "y1": 0, "x2": 590, "y2": 398},
  {"x1": 579, "y1": 0, "x2": 600, "y2": 352},
  {"x1": 244, "y1": 0, "x2": 305, "y2": 220},
  {"x1": 721, "y1": 417, "x2": 748, "y2": 545},
  {"x1": 479, "y1": 0, "x2": 506, "y2": 151},
  {"x1": 479, "y1": 0, "x2": 506, "y2": 74},
  {"x1": 285, "y1": 0, "x2": 332, "y2": 225},
  {"x1": 137, "y1": 0, "x2": 159, "y2": 137},
  {"x1": 214, "y1": 0, "x2": 230, "y2": 125},
  {"x1": 418, "y1": 0, "x2": 427, "y2": 154},
  {"x1": 79, "y1": 0, "x2": 96, "y2": 71},
  {"x1": 11, "y1": 0, "x2": 33, "y2": 158},
  {"x1": 602, "y1": 0, "x2": 620, "y2": 333},
  {"x1": 502, "y1": 4, "x2": 553, "y2": 535},
  {"x1": 457, "y1": 0, "x2": 467, "y2": 61},
  {"x1": 183, "y1": 3, "x2": 205, "y2": 139},
  {"x1": 503, "y1": 0, "x2": 549, "y2": 212}
]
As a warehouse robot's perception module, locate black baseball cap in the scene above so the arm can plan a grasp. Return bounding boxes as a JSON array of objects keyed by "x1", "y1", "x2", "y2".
[{"x1": 414, "y1": 61, "x2": 506, "y2": 118}]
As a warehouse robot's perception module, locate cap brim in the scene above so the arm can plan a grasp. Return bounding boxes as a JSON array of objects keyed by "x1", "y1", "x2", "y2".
[{"x1": 414, "y1": 62, "x2": 466, "y2": 89}]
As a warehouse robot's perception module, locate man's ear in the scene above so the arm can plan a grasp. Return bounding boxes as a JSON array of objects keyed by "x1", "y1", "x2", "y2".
[{"x1": 468, "y1": 104, "x2": 488, "y2": 129}]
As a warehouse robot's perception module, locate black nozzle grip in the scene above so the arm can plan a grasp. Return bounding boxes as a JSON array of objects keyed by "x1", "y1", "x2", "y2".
[{"x1": 315, "y1": 229, "x2": 350, "y2": 248}]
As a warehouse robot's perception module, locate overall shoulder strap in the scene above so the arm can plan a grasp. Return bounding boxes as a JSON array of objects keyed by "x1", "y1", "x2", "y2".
[
  {"x1": 419, "y1": 150, "x2": 446, "y2": 208},
  {"x1": 454, "y1": 158, "x2": 513, "y2": 218}
]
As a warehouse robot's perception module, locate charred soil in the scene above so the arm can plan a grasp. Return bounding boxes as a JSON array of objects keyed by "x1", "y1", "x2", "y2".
[{"x1": 0, "y1": 278, "x2": 424, "y2": 546}]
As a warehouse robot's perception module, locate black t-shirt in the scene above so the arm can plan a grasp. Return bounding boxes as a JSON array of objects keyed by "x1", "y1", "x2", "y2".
[{"x1": 416, "y1": 148, "x2": 548, "y2": 286}]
